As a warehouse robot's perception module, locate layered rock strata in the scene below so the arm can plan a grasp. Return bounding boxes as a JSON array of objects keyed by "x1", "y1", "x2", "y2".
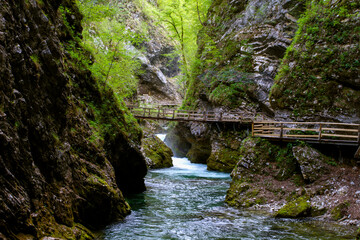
[{"x1": 0, "y1": 0, "x2": 146, "y2": 238}]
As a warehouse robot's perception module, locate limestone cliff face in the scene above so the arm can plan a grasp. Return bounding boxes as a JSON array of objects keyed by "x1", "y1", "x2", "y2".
[
  {"x1": 168, "y1": 0, "x2": 306, "y2": 172},
  {"x1": 166, "y1": 1, "x2": 360, "y2": 226},
  {"x1": 0, "y1": 0, "x2": 146, "y2": 238},
  {"x1": 171, "y1": 0, "x2": 360, "y2": 169},
  {"x1": 185, "y1": 0, "x2": 305, "y2": 113},
  {"x1": 270, "y1": 1, "x2": 360, "y2": 122}
]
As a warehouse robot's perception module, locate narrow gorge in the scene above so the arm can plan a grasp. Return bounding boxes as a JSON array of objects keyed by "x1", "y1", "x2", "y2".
[{"x1": 0, "y1": 0, "x2": 359, "y2": 239}]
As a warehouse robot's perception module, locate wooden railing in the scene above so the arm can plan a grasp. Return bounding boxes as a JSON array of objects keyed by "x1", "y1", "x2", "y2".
[
  {"x1": 252, "y1": 121, "x2": 360, "y2": 146},
  {"x1": 128, "y1": 106, "x2": 360, "y2": 155},
  {"x1": 128, "y1": 106, "x2": 253, "y2": 123}
]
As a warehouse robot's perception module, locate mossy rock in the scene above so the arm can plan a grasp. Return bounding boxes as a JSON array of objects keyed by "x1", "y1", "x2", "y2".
[
  {"x1": 330, "y1": 201, "x2": 349, "y2": 221},
  {"x1": 231, "y1": 137, "x2": 298, "y2": 180},
  {"x1": 186, "y1": 145, "x2": 210, "y2": 164},
  {"x1": 310, "y1": 206, "x2": 327, "y2": 217},
  {"x1": 207, "y1": 147, "x2": 242, "y2": 172},
  {"x1": 275, "y1": 196, "x2": 311, "y2": 218},
  {"x1": 225, "y1": 179, "x2": 250, "y2": 206},
  {"x1": 225, "y1": 178, "x2": 265, "y2": 208},
  {"x1": 142, "y1": 134, "x2": 173, "y2": 169}
]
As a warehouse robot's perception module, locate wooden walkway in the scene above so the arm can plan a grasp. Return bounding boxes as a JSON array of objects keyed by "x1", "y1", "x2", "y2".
[
  {"x1": 128, "y1": 106, "x2": 253, "y2": 123},
  {"x1": 128, "y1": 106, "x2": 360, "y2": 157}
]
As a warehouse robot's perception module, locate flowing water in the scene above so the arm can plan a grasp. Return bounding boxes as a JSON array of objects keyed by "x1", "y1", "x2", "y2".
[{"x1": 99, "y1": 134, "x2": 356, "y2": 240}]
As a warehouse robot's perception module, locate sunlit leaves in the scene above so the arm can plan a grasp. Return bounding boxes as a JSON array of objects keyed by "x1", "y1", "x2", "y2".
[{"x1": 76, "y1": 0, "x2": 144, "y2": 99}]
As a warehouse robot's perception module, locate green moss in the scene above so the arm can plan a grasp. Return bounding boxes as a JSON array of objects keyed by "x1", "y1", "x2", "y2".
[
  {"x1": 330, "y1": 201, "x2": 350, "y2": 220},
  {"x1": 356, "y1": 228, "x2": 360, "y2": 240},
  {"x1": 225, "y1": 179, "x2": 250, "y2": 206},
  {"x1": 30, "y1": 54, "x2": 41, "y2": 69},
  {"x1": 275, "y1": 196, "x2": 311, "y2": 218}
]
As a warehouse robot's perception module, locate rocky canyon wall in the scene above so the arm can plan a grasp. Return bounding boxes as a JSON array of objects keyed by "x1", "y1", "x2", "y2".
[
  {"x1": 167, "y1": 0, "x2": 360, "y2": 227},
  {"x1": 0, "y1": 0, "x2": 147, "y2": 238}
]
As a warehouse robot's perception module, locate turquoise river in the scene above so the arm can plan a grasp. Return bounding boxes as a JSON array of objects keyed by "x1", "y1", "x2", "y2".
[{"x1": 99, "y1": 134, "x2": 356, "y2": 239}]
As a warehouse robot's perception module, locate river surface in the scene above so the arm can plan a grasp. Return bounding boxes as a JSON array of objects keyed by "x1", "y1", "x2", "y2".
[{"x1": 99, "y1": 134, "x2": 355, "y2": 240}]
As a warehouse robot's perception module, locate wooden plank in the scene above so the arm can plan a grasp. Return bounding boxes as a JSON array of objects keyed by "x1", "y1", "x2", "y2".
[
  {"x1": 322, "y1": 128, "x2": 358, "y2": 132},
  {"x1": 253, "y1": 134, "x2": 281, "y2": 137},
  {"x1": 255, "y1": 127, "x2": 282, "y2": 130},
  {"x1": 321, "y1": 134, "x2": 358, "y2": 139},
  {"x1": 254, "y1": 121, "x2": 359, "y2": 126},
  {"x1": 283, "y1": 128, "x2": 318, "y2": 132},
  {"x1": 283, "y1": 134, "x2": 318, "y2": 138},
  {"x1": 253, "y1": 130, "x2": 266, "y2": 133}
]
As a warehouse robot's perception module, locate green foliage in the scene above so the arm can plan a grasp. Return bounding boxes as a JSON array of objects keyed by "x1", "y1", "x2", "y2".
[
  {"x1": 154, "y1": 0, "x2": 213, "y2": 94},
  {"x1": 59, "y1": 5, "x2": 77, "y2": 38},
  {"x1": 76, "y1": 0, "x2": 144, "y2": 99},
  {"x1": 200, "y1": 69, "x2": 256, "y2": 107}
]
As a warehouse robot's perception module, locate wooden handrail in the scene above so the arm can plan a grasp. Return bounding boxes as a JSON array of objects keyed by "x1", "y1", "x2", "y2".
[
  {"x1": 129, "y1": 106, "x2": 360, "y2": 150},
  {"x1": 254, "y1": 121, "x2": 359, "y2": 126}
]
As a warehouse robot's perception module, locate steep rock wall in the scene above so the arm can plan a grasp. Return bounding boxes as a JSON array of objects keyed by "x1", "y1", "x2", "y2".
[
  {"x1": 184, "y1": 0, "x2": 305, "y2": 113},
  {"x1": 168, "y1": 0, "x2": 306, "y2": 173},
  {"x1": 0, "y1": 0, "x2": 146, "y2": 238},
  {"x1": 270, "y1": 1, "x2": 360, "y2": 122}
]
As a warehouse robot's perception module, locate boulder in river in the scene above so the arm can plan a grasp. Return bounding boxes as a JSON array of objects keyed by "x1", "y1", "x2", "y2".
[{"x1": 142, "y1": 133, "x2": 173, "y2": 169}]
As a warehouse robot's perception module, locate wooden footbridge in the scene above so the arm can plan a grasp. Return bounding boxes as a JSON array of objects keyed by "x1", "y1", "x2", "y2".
[{"x1": 128, "y1": 106, "x2": 360, "y2": 158}]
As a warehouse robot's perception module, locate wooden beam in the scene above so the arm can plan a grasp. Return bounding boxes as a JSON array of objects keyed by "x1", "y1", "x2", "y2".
[{"x1": 355, "y1": 146, "x2": 360, "y2": 159}]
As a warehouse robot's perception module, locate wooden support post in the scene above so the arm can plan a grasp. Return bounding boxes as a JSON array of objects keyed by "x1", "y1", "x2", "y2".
[
  {"x1": 280, "y1": 123, "x2": 283, "y2": 139},
  {"x1": 143, "y1": 108, "x2": 146, "y2": 117},
  {"x1": 172, "y1": 110, "x2": 175, "y2": 119},
  {"x1": 187, "y1": 111, "x2": 191, "y2": 120},
  {"x1": 157, "y1": 108, "x2": 160, "y2": 118},
  {"x1": 203, "y1": 111, "x2": 207, "y2": 121},
  {"x1": 219, "y1": 112, "x2": 223, "y2": 121},
  {"x1": 251, "y1": 122, "x2": 254, "y2": 137},
  {"x1": 318, "y1": 124, "x2": 323, "y2": 142},
  {"x1": 355, "y1": 146, "x2": 360, "y2": 159},
  {"x1": 216, "y1": 123, "x2": 221, "y2": 132}
]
